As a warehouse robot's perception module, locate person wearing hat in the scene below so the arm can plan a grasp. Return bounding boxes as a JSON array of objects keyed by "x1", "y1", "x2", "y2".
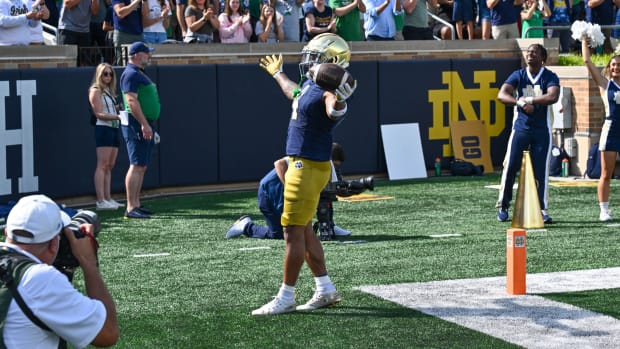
[
  {"x1": 1, "y1": 195, "x2": 118, "y2": 348},
  {"x1": 119, "y1": 41, "x2": 160, "y2": 219}
]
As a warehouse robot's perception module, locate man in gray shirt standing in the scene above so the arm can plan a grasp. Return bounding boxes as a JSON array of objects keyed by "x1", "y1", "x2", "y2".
[{"x1": 58, "y1": 0, "x2": 100, "y2": 65}]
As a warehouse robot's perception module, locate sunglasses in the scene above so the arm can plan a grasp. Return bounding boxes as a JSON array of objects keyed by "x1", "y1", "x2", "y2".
[{"x1": 102, "y1": 71, "x2": 113, "y2": 77}]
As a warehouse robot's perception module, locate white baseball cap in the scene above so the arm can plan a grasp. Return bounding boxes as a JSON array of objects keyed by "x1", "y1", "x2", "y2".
[{"x1": 5, "y1": 195, "x2": 71, "y2": 244}]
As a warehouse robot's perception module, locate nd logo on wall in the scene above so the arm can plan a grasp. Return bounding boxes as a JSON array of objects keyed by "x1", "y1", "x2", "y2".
[{"x1": 427, "y1": 70, "x2": 507, "y2": 162}]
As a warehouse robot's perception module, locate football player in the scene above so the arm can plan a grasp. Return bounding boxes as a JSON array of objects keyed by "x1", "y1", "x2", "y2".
[{"x1": 251, "y1": 33, "x2": 356, "y2": 315}]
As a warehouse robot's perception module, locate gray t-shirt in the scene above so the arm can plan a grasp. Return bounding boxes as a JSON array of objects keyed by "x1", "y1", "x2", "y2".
[
  {"x1": 403, "y1": 0, "x2": 428, "y2": 28},
  {"x1": 59, "y1": 0, "x2": 93, "y2": 32}
]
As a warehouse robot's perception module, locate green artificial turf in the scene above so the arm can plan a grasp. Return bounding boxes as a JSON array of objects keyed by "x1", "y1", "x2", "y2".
[{"x1": 65, "y1": 173, "x2": 618, "y2": 348}]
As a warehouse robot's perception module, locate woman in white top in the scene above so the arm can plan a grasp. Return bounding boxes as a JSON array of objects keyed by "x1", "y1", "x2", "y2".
[
  {"x1": 88, "y1": 63, "x2": 124, "y2": 210},
  {"x1": 143, "y1": 0, "x2": 171, "y2": 43},
  {"x1": 255, "y1": 2, "x2": 284, "y2": 42}
]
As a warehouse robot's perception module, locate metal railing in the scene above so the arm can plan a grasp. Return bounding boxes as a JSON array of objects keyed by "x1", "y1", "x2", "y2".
[
  {"x1": 428, "y1": 11, "x2": 455, "y2": 41},
  {"x1": 523, "y1": 24, "x2": 620, "y2": 39},
  {"x1": 41, "y1": 22, "x2": 57, "y2": 45}
]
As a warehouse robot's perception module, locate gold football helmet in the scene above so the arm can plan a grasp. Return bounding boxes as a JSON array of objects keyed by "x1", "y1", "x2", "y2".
[{"x1": 299, "y1": 33, "x2": 351, "y2": 76}]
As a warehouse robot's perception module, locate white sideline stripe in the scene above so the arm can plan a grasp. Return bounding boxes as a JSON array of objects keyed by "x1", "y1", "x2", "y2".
[
  {"x1": 239, "y1": 246, "x2": 271, "y2": 251},
  {"x1": 428, "y1": 234, "x2": 462, "y2": 238},
  {"x1": 133, "y1": 253, "x2": 170, "y2": 258},
  {"x1": 356, "y1": 267, "x2": 620, "y2": 349}
]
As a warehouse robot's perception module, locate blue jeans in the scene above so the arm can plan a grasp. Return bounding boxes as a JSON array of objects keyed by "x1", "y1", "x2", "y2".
[{"x1": 143, "y1": 32, "x2": 168, "y2": 44}]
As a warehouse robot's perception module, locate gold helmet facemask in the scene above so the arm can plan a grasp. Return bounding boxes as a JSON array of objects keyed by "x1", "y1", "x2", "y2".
[{"x1": 299, "y1": 33, "x2": 351, "y2": 77}]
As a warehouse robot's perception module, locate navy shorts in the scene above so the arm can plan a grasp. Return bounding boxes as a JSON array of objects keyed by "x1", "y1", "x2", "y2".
[
  {"x1": 121, "y1": 117, "x2": 154, "y2": 166},
  {"x1": 95, "y1": 125, "x2": 120, "y2": 147},
  {"x1": 453, "y1": 0, "x2": 474, "y2": 22}
]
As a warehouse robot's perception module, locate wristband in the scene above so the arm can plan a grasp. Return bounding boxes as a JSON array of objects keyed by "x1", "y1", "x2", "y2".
[
  {"x1": 272, "y1": 70, "x2": 282, "y2": 78},
  {"x1": 525, "y1": 96, "x2": 534, "y2": 105},
  {"x1": 516, "y1": 100, "x2": 526, "y2": 108}
]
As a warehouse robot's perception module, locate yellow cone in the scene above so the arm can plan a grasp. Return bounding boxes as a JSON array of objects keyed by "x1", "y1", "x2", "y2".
[{"x1": 511, "y1": 151, "x2": 543, "y2": 229}]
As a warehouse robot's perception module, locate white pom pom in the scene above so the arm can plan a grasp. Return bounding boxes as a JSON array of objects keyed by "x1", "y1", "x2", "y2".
[
  {"x1": 571, "y1": 20, "x2": 589, "y2": 41},
  {"x1": 589, "y1": 24, "x2": 606, "y2": 48}
]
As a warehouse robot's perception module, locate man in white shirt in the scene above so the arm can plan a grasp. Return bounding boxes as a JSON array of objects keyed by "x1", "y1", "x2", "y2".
[{"x1": 1, "y1": 195, "x2": 119, "y2": 349}]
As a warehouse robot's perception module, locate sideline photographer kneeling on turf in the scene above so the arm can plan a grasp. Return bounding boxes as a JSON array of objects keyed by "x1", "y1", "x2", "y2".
[
  {"x1": 0, "y1": 195, "x2": 118, "y2": 349},
  {"x1": 226, "y1": 143, "x2": 373, "y2": 240}
]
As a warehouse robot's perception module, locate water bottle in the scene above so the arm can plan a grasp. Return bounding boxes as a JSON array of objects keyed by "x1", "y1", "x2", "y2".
[
  {"x1": 561, "y1": 158, "x2": 569, "y2": 177},
  {"x1": 435, "y1": 157, "x2": 441, "y2": 176}
]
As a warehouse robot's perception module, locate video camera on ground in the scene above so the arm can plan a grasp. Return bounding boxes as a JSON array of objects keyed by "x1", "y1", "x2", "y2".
[
  {"x1": 314, "y1": 176, "x2": 374, "y2": 241},
  {"x1": 53, "y1": 210, "x2": 100, "y2": 281}
]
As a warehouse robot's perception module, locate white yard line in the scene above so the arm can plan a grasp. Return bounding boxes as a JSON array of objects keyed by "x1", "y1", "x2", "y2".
[{"x1": 356, "y1": 267, "x2": 620, "y2": 349}]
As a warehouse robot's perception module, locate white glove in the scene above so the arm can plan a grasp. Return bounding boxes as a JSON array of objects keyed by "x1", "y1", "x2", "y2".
[{"x1": 336, "y1": 80, "x2": 357, "y2": 102}]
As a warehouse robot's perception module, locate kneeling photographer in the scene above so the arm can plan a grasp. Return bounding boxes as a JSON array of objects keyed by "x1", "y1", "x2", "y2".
[
  {"x1": 1, "y1": 195, "x2": 118, "y2": 349},
  {"x1": 226, "y1": 143, "x2": 374, "y2": 240}
]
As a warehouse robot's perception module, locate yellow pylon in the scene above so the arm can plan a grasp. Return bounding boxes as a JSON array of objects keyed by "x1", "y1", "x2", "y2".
[{"x1": 511, "y1": 151, "x2": 544, "y2": 229}]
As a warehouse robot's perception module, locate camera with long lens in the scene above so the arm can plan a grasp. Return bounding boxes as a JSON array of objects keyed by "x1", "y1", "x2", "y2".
[
  {"x1": 314, "y1": 176, "x2": 374, "y2": 241},
  {"x1": 53, "y1": 210, "x2": 101, "y2": 281}
]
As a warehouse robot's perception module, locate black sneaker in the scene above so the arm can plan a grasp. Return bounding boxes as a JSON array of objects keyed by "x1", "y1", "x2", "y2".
[
  {"x1": 124, "y1": 209, "x2": 151, "y2": 219},
  {"x1": 137, "y1": 206, "x2": 154, "y2": 215}
]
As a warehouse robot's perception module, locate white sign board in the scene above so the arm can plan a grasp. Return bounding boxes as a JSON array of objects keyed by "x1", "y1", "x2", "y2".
[{"x1": 380, "y1": 123, "x2": 427, "y2": 180}]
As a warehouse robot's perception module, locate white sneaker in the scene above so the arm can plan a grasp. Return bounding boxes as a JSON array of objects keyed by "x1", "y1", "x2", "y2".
[
  {"x1": 251, "y1": 297, "x2": 296, "y2": 316},
  {"x1": 107, "y1": 199, "x2": 124, "y2": 208},
  {"x1": 297, "y1": 291, "x2": 341, "y2": 311},
  {"x1": 225, "y1": 215, "x2": 251, "y2": 238},
  {"x1": 333, "y1": 225, "x2": 351, "y2": 236},
  {"x1": 96, "y1": 200, "x2": 117, "y2": 210},
  {"x1": 600, "y1": 210, "x2": 613, "y2": 222}
]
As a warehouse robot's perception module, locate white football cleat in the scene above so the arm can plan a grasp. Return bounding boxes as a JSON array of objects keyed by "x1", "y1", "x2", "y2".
[
  {"x1": 600, "y1": 210, "x2": 613, "y2": 222},
  {"x1": 297, "y1": 291, "x2": 341, "y2": 311},
  {"x1": 251, "y1": 297, "x2": 296, "y2": 316}
]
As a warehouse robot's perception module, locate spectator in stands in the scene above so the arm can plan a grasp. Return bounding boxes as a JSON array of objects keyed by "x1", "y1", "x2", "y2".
[
  {"x1": 89, "y1": 63, "x2": 124, "y2": 210},
  {"x1": 112, "y1": 0, "x2": 146, "y2": 64},
  {"x1": 487, "y1": 0, "x2": 522, "y2": 39},
  {"x1": 58, "y1": 0, "x2": 100, "y2": 65},
  {"x1": 521, "y1": 0, "x2": 550, "y2": 38},
  {"x1": 394, "y1": 8, "x2": 404, "y2": 39},
  {"x1": 402, "y1": 0, "x2": 437, "y2": 40},
  {"x1": 432, "y1": 0, "x2": 454, "y2": 39},
  {"x1": 26, "y1": 0, "x2": 50, "y2": 44},
  {"x1": 585, "y1": 0, "x2": 614, "y2": 53},
  {"x1": 477, "y1": 0, "x2": 491, "y2": 39},
  {"x1": 273, "y1": 0, "x2": 303, "y2": 41},
  {"x1": 453, "y1": 0, "x2": 474, "y2": 39},
  {"x1": 218, "y1": 0, "x2": 252, "y2": 42},
  {"x1": 102, "y1": 3, "x2": 115, "y2": 48},
  {"x1": 362, "y1": 0, "x2": 402, "y2": 40},
  {"x1": 143, "y1": 0, "x2": 171, "y2": 43},
  {"x1": 255, "y1": 2, "x2": 284, "y2": 41},
  {"x1": 91, "y1": 0, "x2": 113, "y2": 62},
  {"x1": 547, "y1": 0, "x2": 572, "y2": 53},
  {"x1": 184, "y1": 0, "x2": 218, "y2": 42},
  {"x1": 571, "y1": 0, "x2": 584, "y2": 21},
  {"x1": 247, "y1": 0, "x2": 261, "y2": 42},
  {"x1": 330, "y1": 0, "x2": 365, "y2": 41},
  {"x1": 176, "y1": 0, "x2": 187, "y2": 36},
  {"x1": 303, "y1": 0, "x2": 336, "y2": 41},
  {"x1": 611, "y1": 0, "x2": 620, "y2": 51}
]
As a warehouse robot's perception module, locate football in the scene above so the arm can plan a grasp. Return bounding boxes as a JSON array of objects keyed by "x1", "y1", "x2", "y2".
[{"x1": 309, "y1": 63, "x2": 353, "y2": 92}]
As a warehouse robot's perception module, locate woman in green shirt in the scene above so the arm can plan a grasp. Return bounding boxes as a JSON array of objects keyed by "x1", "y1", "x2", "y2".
[{"x1": 521, "y1": 0, "x2": 551, "y2": 38}]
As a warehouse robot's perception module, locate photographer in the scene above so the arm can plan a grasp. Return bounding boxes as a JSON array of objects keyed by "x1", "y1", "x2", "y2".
[
  {"x1": 1, "y1": 195, "x2": 118, "y2": 348},
  {"x1": 226, "y1": 143, "x2": 372, "y2": 240}
]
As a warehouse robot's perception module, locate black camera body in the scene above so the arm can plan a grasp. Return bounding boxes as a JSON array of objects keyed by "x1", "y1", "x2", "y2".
[
  {"x1": 314, "y1": 176, "x2": 374, "y2": 241},
  {"x1": 53, "y1": 210, "x2": 100, "y2": 281}
]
